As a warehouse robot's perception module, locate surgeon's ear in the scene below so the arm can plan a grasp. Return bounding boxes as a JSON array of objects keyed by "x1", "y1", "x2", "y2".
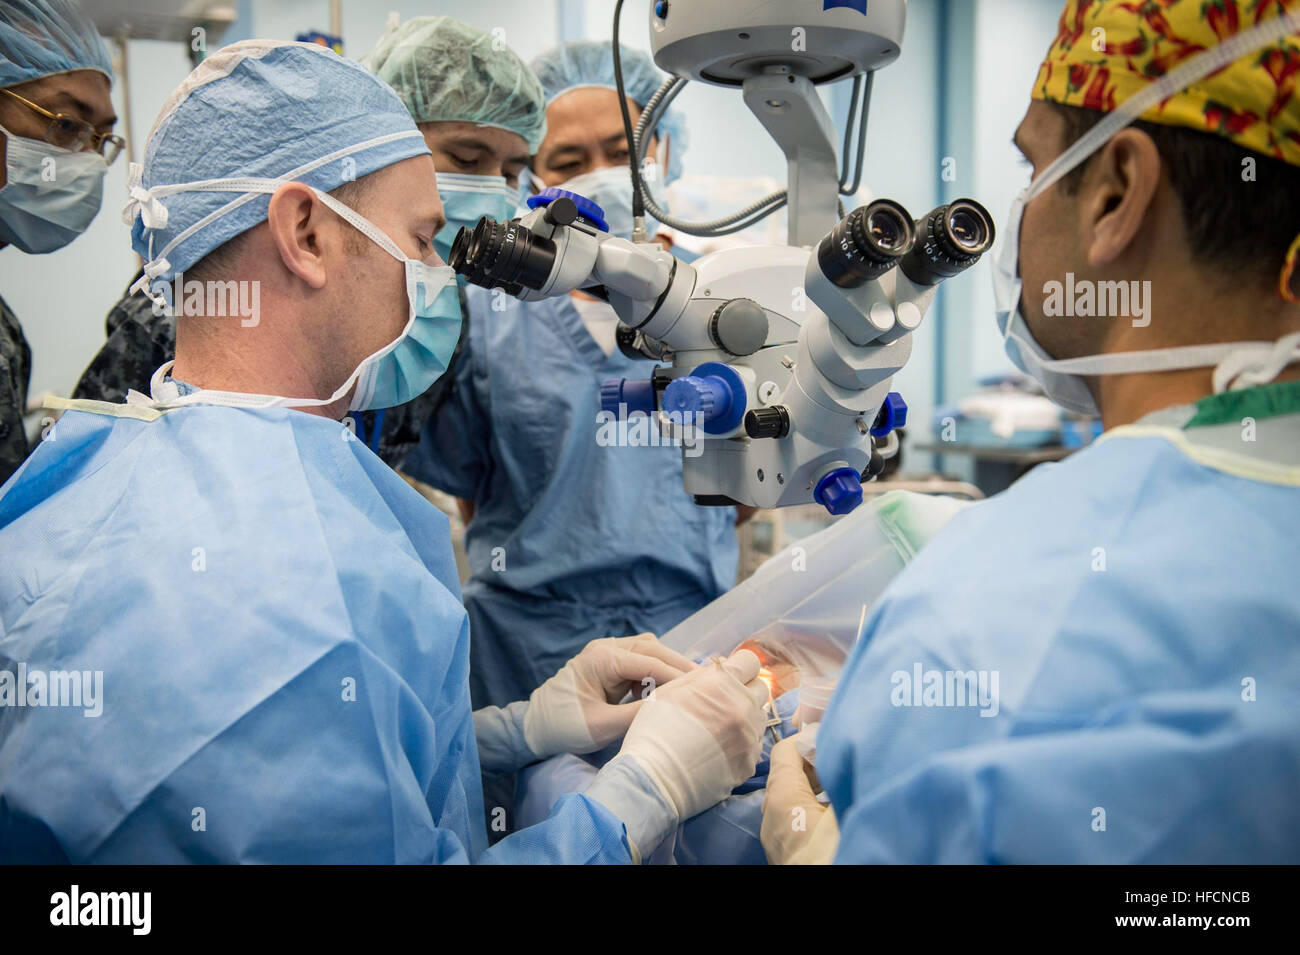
[
  {"x1": 266, "y1": 181, "x2": 330, "y2": 290},
  {"x1": 1083, "y1": 127, "x2": 1161, "y2": 269}
]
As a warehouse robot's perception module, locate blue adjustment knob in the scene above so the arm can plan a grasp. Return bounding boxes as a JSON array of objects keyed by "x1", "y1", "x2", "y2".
[
  {"x1": 870, "y1": 392, "x2": 908, "y2": 438},
  {"x1": 526, "y1": 187, "x2": 609, "y2": 232},
  {"x1": 663, "y1": 375, "x2": 729, "y2": 422},
  {"x1": 814, "y1": 467, "x2": 863, "y2": 516},
  {"x1": 665, "y1": 361, "x2": 748, "y2": 435},
  {"x1": 600, "y1": 377, "x2": 656, "y2": 416}
]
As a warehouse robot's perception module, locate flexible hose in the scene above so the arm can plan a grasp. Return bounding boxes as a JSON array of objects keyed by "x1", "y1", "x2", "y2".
[{"x1": 633, "y1": 77, "x2": 789, "y2": 236}]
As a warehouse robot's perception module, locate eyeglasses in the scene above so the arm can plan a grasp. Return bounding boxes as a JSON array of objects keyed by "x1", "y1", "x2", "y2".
[{"x1": 1, "y1": 88, "x2": 125, "y2": 164}]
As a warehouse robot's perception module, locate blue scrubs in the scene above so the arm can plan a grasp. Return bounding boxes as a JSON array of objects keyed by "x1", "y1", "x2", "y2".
[
  {"x1": 404, "y1": 288, "x2": 739, "y2": 708},
  {"x1": 819, "y1": 381, "x2": 1300, "y2": 863},
  {"x1": 0, "y1": 401, "x2": 631, "y2": 864}
]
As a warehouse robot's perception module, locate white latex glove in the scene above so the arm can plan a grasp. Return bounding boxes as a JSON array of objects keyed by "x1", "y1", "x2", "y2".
[
  {"x1": 473, "y1": 634, "x2": 696, "y2": 773},
  {"x1": 585, "y1": 649, "x2": 768, "y2": 861},
  {"x1": 761, "y1": 735, "x2": 839, "y2": 864}
]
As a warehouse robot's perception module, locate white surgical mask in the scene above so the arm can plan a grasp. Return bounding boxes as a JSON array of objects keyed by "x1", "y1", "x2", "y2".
[
  {"x1": 557, "y1": 165, "x2": 662, "y2": 241},
  {"x1": 0, "y1": 130, "x2": 107, "y2": 253},
  {"x1": 992, "y1": 11, "x2": 1300, "y2": 417}
]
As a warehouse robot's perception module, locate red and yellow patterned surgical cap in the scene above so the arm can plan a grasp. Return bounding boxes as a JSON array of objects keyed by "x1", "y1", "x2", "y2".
[
  {"x1": 1035, "y1": 0, "x2": 1300, "y2": 299},
  {"x1": 1034, "y1": 0, "x2": 1300, "y2": 165}
]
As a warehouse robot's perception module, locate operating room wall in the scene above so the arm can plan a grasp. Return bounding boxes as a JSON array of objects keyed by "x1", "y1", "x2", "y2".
[{"x1": 966, "y1": 0, "x2": 1067, "y2": 382}]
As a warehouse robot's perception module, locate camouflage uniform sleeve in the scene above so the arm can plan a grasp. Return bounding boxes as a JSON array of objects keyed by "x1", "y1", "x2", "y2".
[
  {"x1": 0, "y1": 293, "x2": 32, "y2": 486},
  {"x1": 72, "y1": 285, "x2": 177, "y2": 403}
]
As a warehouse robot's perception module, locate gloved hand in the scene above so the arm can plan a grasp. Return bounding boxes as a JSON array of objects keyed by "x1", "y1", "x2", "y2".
[
  {"x1": 584, "y1": 649, "x2": 768, "y2": 861},
  {"x1": 473, "y1": 633, "x2": 696, "y2": 774},
  {"x1": 525, "y1": 633, "x2": 697, "y2": 759},
  {"x1": 761, "y1": 735, "x2": 839, "y2": 864}
]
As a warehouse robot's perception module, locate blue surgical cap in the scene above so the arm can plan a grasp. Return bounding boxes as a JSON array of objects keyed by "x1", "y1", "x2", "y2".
[
  {"x1": 128, "y1": 40, "x2": 431, "y2": 283},
  {"x1": 360, "y1": 16, "x2": 547, "y2": 153},
  {"x1": 0, "y1": 0, "x2": 112, "y2": 89},
  {"x1": 530, "y1": 41, "x2": 687, "y2": 182}
]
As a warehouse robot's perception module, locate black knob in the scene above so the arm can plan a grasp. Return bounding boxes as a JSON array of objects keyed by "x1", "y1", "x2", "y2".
[
  {"x1": 544, "y1": 196, "x2": 580, "y2": 227},
  {"x1": 745, "y1": 406, "x2": 790, "y2": 439}
]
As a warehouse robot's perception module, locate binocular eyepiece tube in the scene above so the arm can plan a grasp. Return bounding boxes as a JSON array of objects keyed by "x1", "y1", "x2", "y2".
[
  {"x1": 816, "y1": 199, "x2": 917, "y2": 290},
  {"x1": 449, "y1": 215, "x2": 558, "y2": 295},
  {"x1": 815, "y1": 197, "x2": 995, "y2": 290},
  {"x1": 899, "y1": 199, "x2": 996, "y2": 286}
]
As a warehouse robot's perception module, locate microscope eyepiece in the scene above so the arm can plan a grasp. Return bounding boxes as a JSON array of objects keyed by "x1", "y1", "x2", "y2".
[
  {"x1": 449, "y1": 215, "x2": 558, "y2": 294},
  {"x1": 816, "y1": 199, "x2": 916, "y2": 289},
  {"x1": 947, "y1": 204, "x2": 989, "y2": 253},
  {"x1": 898, "y1": 199, "x2": 995, "y2": 287}
]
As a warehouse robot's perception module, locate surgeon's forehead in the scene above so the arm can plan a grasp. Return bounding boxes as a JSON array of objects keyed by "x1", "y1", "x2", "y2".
[
  {"x1": 543, "y1": 88, "x2": 639, "y2": 138},
  {"x1": 428, "y1": 122, "x2": 521, "y2": 147},
  {"x1": 367, "y1": 154, "x2": 441, "y2": 219},
  {"x1": 408, "y1": 157, "x2": 444, "y2": 223},
  {"x1": 545, "y1": 127, "x2": 629, "y2": 155},
  {"x1": 13, "y1": 69, "x2": 116, "y2": 128}
]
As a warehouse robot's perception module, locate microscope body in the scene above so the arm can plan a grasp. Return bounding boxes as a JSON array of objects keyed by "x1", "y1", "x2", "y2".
[
  {"x1": 632, "y1": 243, "x2": 905, "y2": 510},
  {"x1": 446, "y1": 0, "x2": 995, "y2": 515},
  {"x1": 450, "y1": 193, "x2": 990, "y2": 513}
]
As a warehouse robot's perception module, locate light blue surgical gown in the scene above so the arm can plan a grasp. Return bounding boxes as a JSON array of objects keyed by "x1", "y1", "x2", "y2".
[
  {"x1": 0, "y1": 401, "x2": 632, "y2": 864},
  {"x1": 819, "y1": 382, "x2": 1300, "y2": 863},
  {"x1": 403, "y1": 288, "x2": 739, "y2": 708}
]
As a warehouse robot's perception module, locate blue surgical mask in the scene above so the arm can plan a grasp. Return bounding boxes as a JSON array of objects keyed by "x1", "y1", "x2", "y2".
[
  {"x1": 350, "y1": 254, "x2": 461, "y2": 411},
  {"x1": 434, "y1": 172, "x2": 520, "y2": 264},
  {"x1": 0, "y1": 129, "x2": 107, "y2": 253}
]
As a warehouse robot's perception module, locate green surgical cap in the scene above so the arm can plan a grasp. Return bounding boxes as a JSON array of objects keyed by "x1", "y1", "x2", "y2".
[{"x1": 360, "y1": 16, "x2": 547, "y2": 153}]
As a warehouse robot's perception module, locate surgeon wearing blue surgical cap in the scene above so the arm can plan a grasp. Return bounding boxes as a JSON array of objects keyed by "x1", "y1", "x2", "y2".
[
  {"x1": 0, "y1": 37, "x2": 768, "y2": 864},
  {"x1": 404, "y1": 38, "x2": 744, "y2": 730},
  {"x1": 69, "y1": 16, "x2": 547, "y2": 474},
  {"x1": 0, "y1": 0, "x2": 117, "y2": 485}
]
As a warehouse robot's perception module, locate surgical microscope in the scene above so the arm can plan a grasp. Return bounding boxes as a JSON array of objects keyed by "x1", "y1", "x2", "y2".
[{"x1": 448, "y1": 0, "x2": 994, "y2": 515}]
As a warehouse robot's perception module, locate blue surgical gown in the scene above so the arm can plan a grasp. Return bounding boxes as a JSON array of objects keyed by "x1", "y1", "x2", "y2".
[
  {"x1": 403, "y1": 289, "x2": 739, "y2": 708},
  {"x1": 0, "y1": 401, "x2": 631, "y2": 864},
  {"x1": 820, "y1": 395, "x2": 1300, "y2": 863}
]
